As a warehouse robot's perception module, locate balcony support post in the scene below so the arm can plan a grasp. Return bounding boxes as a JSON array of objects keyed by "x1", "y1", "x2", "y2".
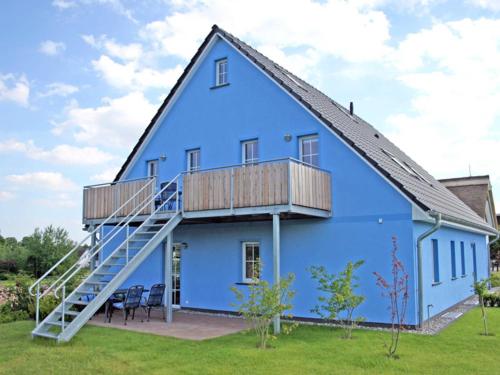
[
  {"x1": 272, "y1": 213, "x2": 281, "y2": 334},
  {"x1": 164, "y1": 233, "x2": 173, "y2": 323}
]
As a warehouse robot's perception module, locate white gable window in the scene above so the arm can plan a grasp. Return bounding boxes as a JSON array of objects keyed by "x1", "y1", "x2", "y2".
[
  {"x1": 186, "y1": 149, "x2": 200, "y2": 172},
  {"x1": 242, "y1": 242, "x2": 260, "y2": 283},
  {"x1": 242, "y1": 139, "x2": 259, "y2": 164},
  {"x1": 147, "y1": 159, "x2": 158, "y2": 177},
  {"x1": 299, "y1": 135, "x2": 319, "y2": 167},
  {"x1": 215, "y1": 58, "x2": 228, "y2": 86}
]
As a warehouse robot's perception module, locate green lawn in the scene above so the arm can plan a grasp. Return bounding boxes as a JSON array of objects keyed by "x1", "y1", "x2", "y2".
[{"x1": 1, "y1": 309, "x2": 499, "y2": 375}]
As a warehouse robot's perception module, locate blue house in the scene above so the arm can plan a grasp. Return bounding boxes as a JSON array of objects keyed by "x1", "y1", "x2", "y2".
[{"x1": 32, "y1": 25, "x2": 498, "y2": 342}]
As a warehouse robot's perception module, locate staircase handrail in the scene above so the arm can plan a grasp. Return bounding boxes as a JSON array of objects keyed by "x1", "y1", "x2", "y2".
[{"x1": 28, "y1": 176, "x2": 156, "y2": 297}]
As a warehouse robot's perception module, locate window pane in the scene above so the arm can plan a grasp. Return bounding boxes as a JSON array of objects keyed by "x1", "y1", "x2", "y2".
[
  {"x1": 311, "y1": 155, "x2": 319, "y2": 167},
  {"x1": 310, "y1": 138, "x2": 318, "y2": 154},
  {"x1": 243, "y1": 140, "x2": 258, "y2": 164},
  {"x1": 246, "y1": 261, "x2": 253, "y2": 279}
]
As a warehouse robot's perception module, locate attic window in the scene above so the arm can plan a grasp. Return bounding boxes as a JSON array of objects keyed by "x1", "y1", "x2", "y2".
[
  {"x1": 274, "y1": 64, "x2": 307, "y2": 91},
  {"x1": 382, "y1": 149, "x2": 419, "y2": 178},
  {"x1": 215, "y1": 58, "x2": 228, "y2": 86},
  {"x1": 404, "y1": 161, "x2": 433, "y2": 185}
]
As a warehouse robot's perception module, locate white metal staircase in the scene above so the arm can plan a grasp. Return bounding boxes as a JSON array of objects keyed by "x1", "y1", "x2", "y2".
[{"x1": 29, "y1": 175, "x2": 182, "y2": 342}]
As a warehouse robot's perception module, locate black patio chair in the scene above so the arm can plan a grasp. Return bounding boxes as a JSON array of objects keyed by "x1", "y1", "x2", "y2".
[
  {"x1": 141, "y1": 283, "x2": 166, "y2": 322},
  {"x1": 110, "y1": 285, "x2": 144, "y2": 325}
]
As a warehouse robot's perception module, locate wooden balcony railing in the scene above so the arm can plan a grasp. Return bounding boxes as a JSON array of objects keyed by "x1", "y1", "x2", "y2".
[
  {"x1": 182, "y1": 158, "x2": 331, "y2": 213},
  {"x1": 83, "y1": 159, "x2": 332, "y2": 222},
  {"x1": 83, "y1": 177, "x2": 155, "y2": 221}
]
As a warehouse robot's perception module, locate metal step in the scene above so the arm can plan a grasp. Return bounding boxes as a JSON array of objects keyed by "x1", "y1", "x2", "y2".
[
  {"x1": 55, "y1": 310, "x2": 79, "y2": 317},
  {"x1": 85, "y1": 281, "x2": 108, "y2": 286},
  {"x1": 66, "y1": 299, "x2": 89, "y2": 306},
  {"x1": 94, "y1": 272, "x2": 116, "y2": 276},
  {"x1": 45, "y1": 321, "x2": 68, "y2": 328},
  {"x1": 33, "y1": 331, "x2": 59, "y2": 340},
  {"x1": 74, "y1": 290, "x2": 100, "y2": 295}
]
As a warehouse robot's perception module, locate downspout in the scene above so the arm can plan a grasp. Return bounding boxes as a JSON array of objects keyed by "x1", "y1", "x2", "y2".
[{"x1": 416, "y1": 212, "x2": 441, "y2": 329}]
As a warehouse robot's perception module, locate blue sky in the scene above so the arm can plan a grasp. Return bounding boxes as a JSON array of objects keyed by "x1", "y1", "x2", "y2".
[{"x1": 1, "y1": 0, "x2": 499, "y2": 240}]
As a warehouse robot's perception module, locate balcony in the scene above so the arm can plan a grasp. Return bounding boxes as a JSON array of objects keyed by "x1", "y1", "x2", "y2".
[{"x1": 82, "y1": 158, "x2": 332, "y2": 225}]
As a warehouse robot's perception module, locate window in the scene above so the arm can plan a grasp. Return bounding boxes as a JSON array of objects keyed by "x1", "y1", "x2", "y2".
[
  {"x1": 450, "y1": 241, "x2": 457, "y2": 279},
  {"x1": 472, "y1": 243, "x2": 477, "y2": 281},
  {"x1": 186, "y1": 149, "x2": 200, "y2": 172},
  {"x1": 460, "y1": 241, "x2": 466, "y2": 276},
  {"x1": 432, "y1": 239, "x2": 440, "y2": 284},
  {"x1": 242, "y1": 139, "x2": 259, "y2": 164},
  {"x1": 299, "y1": 135, "x2": 319, "y2": 166},
  {"x1": 242, "y1": 242, "x2": 260, "y2": 283},
  {"x1": 147, "y1": 159, "x2": 158, "y2": 177},
  {"x1": 215, "y1": 59, "x2": 228, "y2": 86}
]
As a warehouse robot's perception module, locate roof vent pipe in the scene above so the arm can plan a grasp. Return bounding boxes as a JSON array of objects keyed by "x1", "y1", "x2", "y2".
[{"x1": 349, "y1": 101, "x2": 354, "y2": 116}]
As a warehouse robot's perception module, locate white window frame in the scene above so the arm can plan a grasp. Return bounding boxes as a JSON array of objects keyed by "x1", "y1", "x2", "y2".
[
  {"x1": 186, "y1": 149, "x2": 200, "y2": 172},
  {"x1": 299, "y1": 135, "x2": 319, "y2": 166},
  {"x1": 242, "y1": 241, "x2": 260, "y2": 283},
  {"x1": 215, "y1": 58, "x2": 228, "y2": 86},
  {"x1": 242, "y1": 139, "x2": 259, "y2": 164},
  {"x1": 146, "y1": 159, "x2": 158, "y2": 177}
]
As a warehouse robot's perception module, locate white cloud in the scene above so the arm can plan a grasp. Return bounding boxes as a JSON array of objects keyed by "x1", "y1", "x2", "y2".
[
  {"x1": 39, "y1": 40, "x2": 66, "y2": 56},
  {"x1": 53, "y1": 91, "x2": 157, "y2": 149},
  {"x1": 91, "y1": 55, "x2": 183, "y2": 90},
  {"x1": 52, "y1": 0, "x2": 137, "y2": 22},
  {"x1": 468, "y1": 0, "x2": 500, "y2": 11},
  {"x1": 140, "y1": 0, "x2": 392, "y2": 67},
  {"x1": 386, "y1": 18, "x2": 500, "y2": 197},
  {"x1": 40, "y1": 82, "x2": 79, "y2": 97},
  {"x1": 0, "y1": 139, "x2": 115, "y2": 166},
  {"x1": 82, "y1": 34, "x2": 182, "y2": 90},
  {"x1": 0, "y1": 191, "x2": 15, "y2": 202},
  {"x1": 6, "y1": 172, "x2": 78, "y2": 192},
  {"x1": 35, "y1": 193, "x2": 79, "y2": 208},
  {"x1": 52, "y1": 0, "x2": 76, "y2": 9},
  {"x1": 0, "y1": 73, "x2": 29, "y2": 106},
  {"x1": 90, "y1": 166, "x2": 120, "y2": 182},
  {"x1": 82, "y1": 34, "x2": 143, "y2": 61}
]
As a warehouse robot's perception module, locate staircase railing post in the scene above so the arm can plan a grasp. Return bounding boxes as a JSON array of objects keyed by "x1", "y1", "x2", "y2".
[
  {"x1": 126, "y1": 225, "x2": 129, "y2": 264},
  {"x1": 35, "y1": 284, "x2": 40, "y2": 327},
  {"x1": 61, "y1": 285, "x2": 66, "y2": 332},
  {"x1": 176, "y1": 177, "x2": 179, "y2": 213},
  {"x1": 230, "y1": 167, "x2": 234, "y2": 214}
]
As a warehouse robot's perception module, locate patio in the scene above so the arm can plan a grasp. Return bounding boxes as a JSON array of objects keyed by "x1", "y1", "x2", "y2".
[{"x1": 87, "y1": 309, "x2": 249, "y2": 340}]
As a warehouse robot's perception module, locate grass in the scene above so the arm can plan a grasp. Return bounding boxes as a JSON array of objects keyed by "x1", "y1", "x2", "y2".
[{"x1": 1, "y1": 309, "x2": 499, "y2": 375}]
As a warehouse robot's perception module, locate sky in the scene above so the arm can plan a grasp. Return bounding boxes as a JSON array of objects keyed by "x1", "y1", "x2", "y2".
[{"x1": 0, "y1": 0, "x2": 499, "y2": 240}]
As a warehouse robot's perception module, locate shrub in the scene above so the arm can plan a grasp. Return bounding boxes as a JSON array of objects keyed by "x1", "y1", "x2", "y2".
[
  {"x1": 490, "y1": 272, "x2": 500, "y2": 288},
  {"x1": 0, "y1": 304, "x2": 29, "y2": 324},
  {"x1": 373, "y1": 236, "x2": 409, "y2": 359},
  {"x1": 231, "y1": 269, "x2": 296, "y2": 349},
  {"x1": 309, "y1": 260, "x2": 365, "y2": 339}
]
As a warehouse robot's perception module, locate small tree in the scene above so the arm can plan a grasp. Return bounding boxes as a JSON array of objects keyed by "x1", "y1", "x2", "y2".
[
  {"x1": 309, "y1": 261, "x2": 365, "y2": 339},
  {"x1": 473, "y1": 278, "x2": 491, "y2": 336},
  {"x1": 373, "y1": 236, "x2": 409, "y2": 359},
  {"x1": 231, "y1": 269, "x2": 296, "y2": 349}
]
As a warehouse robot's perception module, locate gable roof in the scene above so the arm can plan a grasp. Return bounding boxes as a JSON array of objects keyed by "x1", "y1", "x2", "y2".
[
  {"x1": 439, "y1": 175, "x2": 498, "y2": 229},
  {"x1": 115, "y1": 25, "x2": 497, "y2": 235}
]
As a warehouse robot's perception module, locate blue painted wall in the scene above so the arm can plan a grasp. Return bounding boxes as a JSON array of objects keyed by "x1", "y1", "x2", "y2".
[
  {"x1": 414, "y1": 223, "x2": 488, "y2": 320},
  {"x1": 101, "y1": 35, "x2": 489, "y2": 325}
]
